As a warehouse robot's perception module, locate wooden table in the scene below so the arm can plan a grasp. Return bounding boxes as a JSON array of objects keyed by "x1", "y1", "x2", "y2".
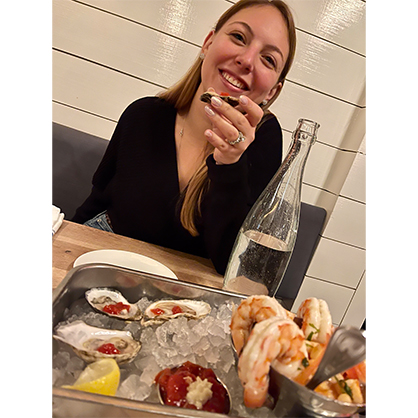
[{"x1": 52, "y1": 221, "x2": 224, "y2": 290}]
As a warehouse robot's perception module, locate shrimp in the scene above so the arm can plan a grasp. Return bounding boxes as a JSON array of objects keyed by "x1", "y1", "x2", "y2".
[
  {"x1": 238, "y1": 317, "x2": 307, "y2": 409},
  {"x1": 293, "y1": 342, "x2": 326, "y2": 386},
  {"x1": 343, "y1": 360, "x2": 366, "y2": 384},
  {"x1": 297, "y1": 297, "x2": 332, "y2": 344},
  {"x1": 230, "y1": 295, "x2": 293, "y2": 355}
]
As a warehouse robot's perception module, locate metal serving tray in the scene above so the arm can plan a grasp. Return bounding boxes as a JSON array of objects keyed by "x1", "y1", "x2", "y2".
[{"x1": 52, "y1": 263, "x2": 246, "y2": 418}]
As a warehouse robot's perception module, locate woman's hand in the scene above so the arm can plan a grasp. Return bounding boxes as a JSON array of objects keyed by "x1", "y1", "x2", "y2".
[{"x1": 203, "y1": 88, "x2": 264, "y2": 165}]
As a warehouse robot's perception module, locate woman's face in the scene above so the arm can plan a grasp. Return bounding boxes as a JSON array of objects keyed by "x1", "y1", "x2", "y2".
[{"x1": 200, "y1": 5, "x2": 290, "y2": 105}]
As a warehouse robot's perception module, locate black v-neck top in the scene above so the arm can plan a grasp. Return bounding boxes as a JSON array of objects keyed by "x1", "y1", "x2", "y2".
[{"x1": 72, "y1": 97, "x2": 283, "y2": 273}]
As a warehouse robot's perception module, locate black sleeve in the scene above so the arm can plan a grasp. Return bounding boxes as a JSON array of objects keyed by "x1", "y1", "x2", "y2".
[{"x1": 200, "y1": 115, "x2": 283, "y2": 274}]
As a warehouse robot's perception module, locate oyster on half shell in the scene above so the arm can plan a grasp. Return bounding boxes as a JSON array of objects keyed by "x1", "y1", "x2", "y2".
[
  {"x1": 144, "y1": 299, "x2": 211, "y2": 322},
  {"x1": 200, "y1": 91, "x2": 240, "y2": 107},
  {"x1": 53, "y1": 320, "x2": 141, "y2": 364},
  {"x1": 85, "y1": 288, "x2": 142, "y2": 321}
]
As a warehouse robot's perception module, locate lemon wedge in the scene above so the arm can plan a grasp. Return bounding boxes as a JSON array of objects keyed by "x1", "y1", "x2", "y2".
[{"x1": 62, "y1": 358, "x2": 120, "y2": 396}]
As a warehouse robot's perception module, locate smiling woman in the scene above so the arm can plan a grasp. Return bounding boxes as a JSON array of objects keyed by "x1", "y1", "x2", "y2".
[
  {"x1": 72, "y1": 0, "x2": 297, "y2": 275},
  {"x1": 200, "y1": 7, "x2": 290, "y2": 104}
]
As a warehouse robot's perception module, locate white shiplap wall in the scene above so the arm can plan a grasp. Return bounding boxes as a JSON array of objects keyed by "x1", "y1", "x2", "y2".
[{"x1": 52, "y1": 0, "x2": 366, "y2": 327}]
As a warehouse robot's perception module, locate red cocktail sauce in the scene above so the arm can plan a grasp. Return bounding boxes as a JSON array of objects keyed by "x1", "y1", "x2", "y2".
[
  {"x1": 171, "y1": 305, "x2": 183, "y2": 315},
  {"x1": 151, "y1": 305, "x2": 183, "y2": 316},
  {"x1": 155, "y1": 361, "x2": 230, "y2": 414},
  {"x1": 96, "y1": 343, "x2": 121, "y2": 355},
  {"x1": 102, "y1": 302, "x2": 131, "y2": 315}
]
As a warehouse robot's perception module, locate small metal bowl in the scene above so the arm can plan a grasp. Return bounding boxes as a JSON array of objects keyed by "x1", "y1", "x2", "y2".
[
  {"x1": 156, "y1": 368, "x2": 231, "y2": 415},
  {"x1": 269, "y1": 368, "x2": 365, "y2": 418}
]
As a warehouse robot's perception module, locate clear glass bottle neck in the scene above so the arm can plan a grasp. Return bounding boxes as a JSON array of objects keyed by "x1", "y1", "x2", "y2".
[
  {"x1": 294, "y1": 119, "x2": 320, "y2": 142},
  {"x1": 279, "y1": 127, "x2": 315, "y2": 180}
]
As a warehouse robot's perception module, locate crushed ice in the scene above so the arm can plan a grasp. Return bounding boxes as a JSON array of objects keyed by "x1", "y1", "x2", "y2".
[{"x1": 53, "y1": 297, "x2": 275, "y2": 417}]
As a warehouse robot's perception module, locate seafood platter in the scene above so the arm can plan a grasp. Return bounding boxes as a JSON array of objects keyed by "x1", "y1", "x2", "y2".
[{"x1": 53, "y1": 263, "x2": 365, "y2": 417}]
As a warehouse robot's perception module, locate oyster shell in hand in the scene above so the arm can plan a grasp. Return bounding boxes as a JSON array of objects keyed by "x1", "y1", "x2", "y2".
[
  {"x1": 144, "y1": 299, "x2": 211, "y2": 322},
  {"x1": 85, "y1": 288, "x2": 142, "y2": 321},
  {"x1": 200, "y1": 91, "x2": 240, "y2": 107},
  {"x1": 53, "y1": 320, "x2": 141, "y2": 364}
]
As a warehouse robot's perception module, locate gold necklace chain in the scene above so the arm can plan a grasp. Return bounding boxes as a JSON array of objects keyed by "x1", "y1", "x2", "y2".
[{"x1": 178, "y1": 112, "x2": 186, "y2": 138}]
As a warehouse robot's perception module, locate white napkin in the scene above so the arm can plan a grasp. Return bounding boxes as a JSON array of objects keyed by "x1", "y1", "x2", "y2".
[{"x1": 52, "y1": 205, "x2": 65, "y2": 235}]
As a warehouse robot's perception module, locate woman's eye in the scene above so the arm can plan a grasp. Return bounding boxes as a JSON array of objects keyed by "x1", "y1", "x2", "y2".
[
  {"x1": 231, "y1": 32, "x2": 245, "y2": 43},
  {"x1": 263, "y1": 55, "x2": 277, "y2": 69}
]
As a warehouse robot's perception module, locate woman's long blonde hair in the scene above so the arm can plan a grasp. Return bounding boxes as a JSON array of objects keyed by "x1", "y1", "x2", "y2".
[{"x1": 158, "y1": 0, "x2": 297, "y2": 236}]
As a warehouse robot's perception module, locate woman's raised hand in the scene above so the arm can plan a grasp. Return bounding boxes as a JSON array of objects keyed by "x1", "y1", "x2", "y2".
[{"x1": 203, "y1": 88, "x2": 264, "y2": 165}]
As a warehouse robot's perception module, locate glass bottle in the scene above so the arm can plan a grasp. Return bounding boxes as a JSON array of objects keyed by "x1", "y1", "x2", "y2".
[{"x1": 223, "y1": 119, "x2": 320, "y2": 297}]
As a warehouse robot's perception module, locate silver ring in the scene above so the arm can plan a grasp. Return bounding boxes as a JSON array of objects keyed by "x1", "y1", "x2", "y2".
[{"x1": 228, "y1": 131, "x2": 246, "y2": 146}]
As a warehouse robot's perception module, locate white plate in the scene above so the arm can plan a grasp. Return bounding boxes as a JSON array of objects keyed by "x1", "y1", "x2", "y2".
[{"x1": 73, "y1": 249, "x2": 178, "y2": 280}]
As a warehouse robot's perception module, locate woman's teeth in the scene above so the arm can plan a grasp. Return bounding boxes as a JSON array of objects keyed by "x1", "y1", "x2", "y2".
[{"x1": 221, "y1": 71, "x2": 246, "y2": 90}]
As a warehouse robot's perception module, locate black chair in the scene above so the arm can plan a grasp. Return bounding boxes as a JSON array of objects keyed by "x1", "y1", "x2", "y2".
[
  {"x1": 52, "y1": 123, "x2": 109, "y2": 220},
  {"x1": 274, "y1": 202, "x2": 326, "y2": 309},
  {"x1": 53, "y1": 122, "x2": 326, "y2": 307}
]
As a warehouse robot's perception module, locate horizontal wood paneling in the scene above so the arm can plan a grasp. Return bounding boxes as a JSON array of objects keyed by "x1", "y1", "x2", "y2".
[
  {"x1": 272, "y1": 82, "x2": 363, "y2": 151},
  {"x1": 282, "y1": 130, "x2": 356, "y2": 196},
  {"x1": 341, "y1": 272, "x2": 365, "y2": 327},
  {"x1": 307, "y1": 237, "x2": 365, "y2": 288},
  {"x1": 53, "y1": 0, "x2": 199, "y2": 88},
  {"x1": 340, "y1": 151, "x2": 366, "y2": 203},
  {"x1": 322, "y1": 196, "x2": 366, "y2": 249},
  {"x1": 301, "y1": 183, "x2": 336, "y2": 209},
  {"x1": 82, "y1": 0, "x2": 230, "y2": 45},
  {"x1": 286, "y1": 0, "x2": 366, "y2": 55},
  {"x1": 230, "y1": 0, "x2": 366, "y2": 55},
  {"x1": 288, "y1": 29, "x2": 365, "y2": 106},
  {"x1": 53, "y1": 50, "x2": 163, "y2": 128},
  {"x1": 53, "y1": 101, "x2": 116, "y2": 140}
]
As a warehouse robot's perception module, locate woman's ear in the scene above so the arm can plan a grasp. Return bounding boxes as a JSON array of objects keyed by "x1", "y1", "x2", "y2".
[
  {"x1": 265, "y1": 81, "x2": 283, "y2": 101},
  {"x1": 201, "y1": 30, "x2": 215, "y2": 55}
]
